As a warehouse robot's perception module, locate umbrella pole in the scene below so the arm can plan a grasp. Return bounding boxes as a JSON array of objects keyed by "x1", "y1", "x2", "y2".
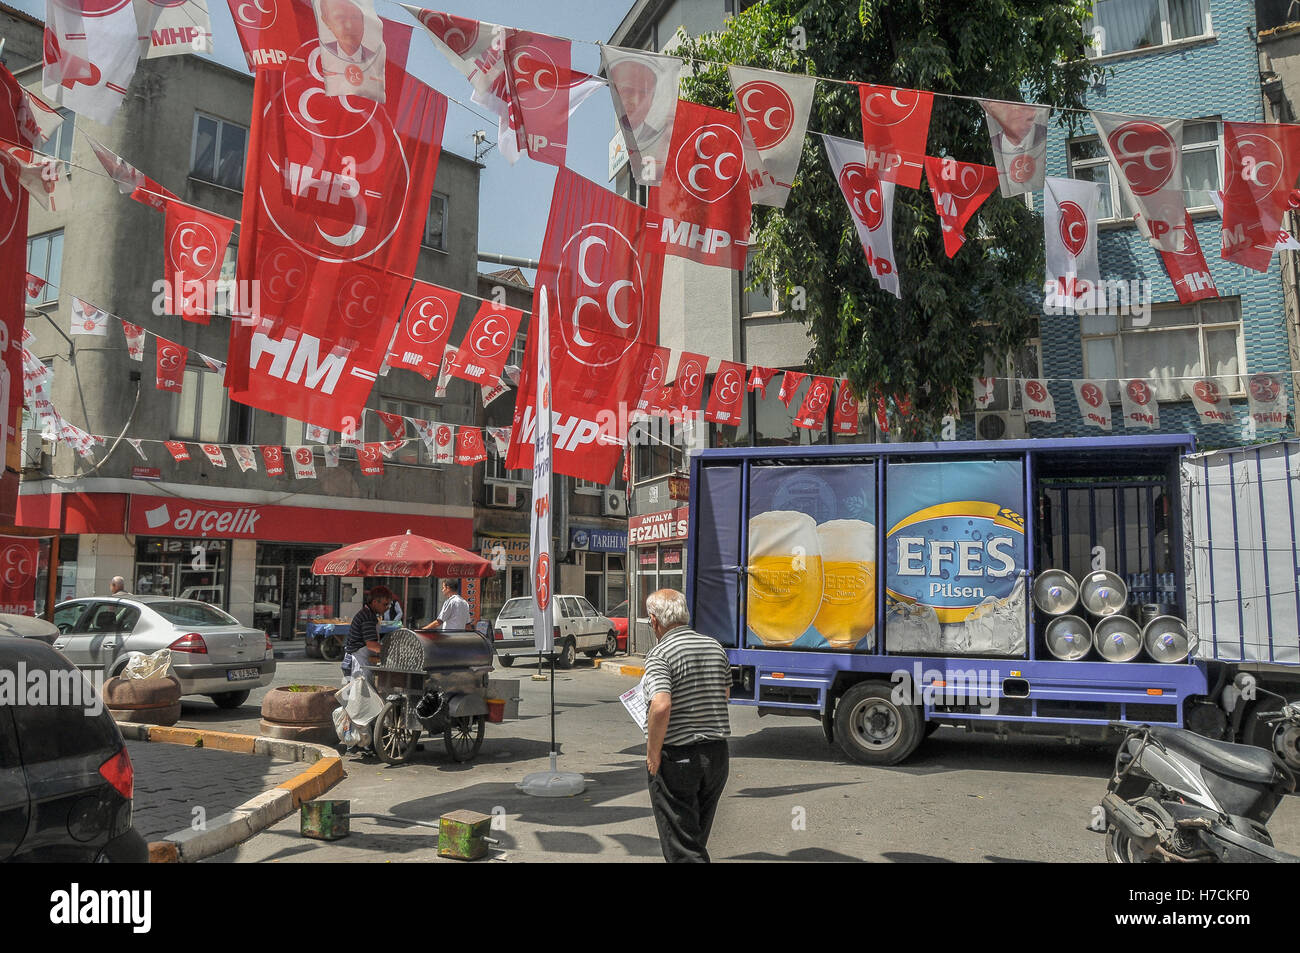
[{"x1": 403, "y1": 577, "x2": 409, "y2": 623}]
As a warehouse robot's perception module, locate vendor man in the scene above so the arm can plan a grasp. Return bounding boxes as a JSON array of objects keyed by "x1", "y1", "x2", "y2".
[
  {"x1": 344, "y1": 585, "x2": 393, "y2": 679},
  {"x1": 421, "y1": 579, "x2": 470, "y2": 633}
]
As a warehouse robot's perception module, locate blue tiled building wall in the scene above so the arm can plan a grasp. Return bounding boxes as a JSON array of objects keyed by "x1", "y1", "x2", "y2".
[{"x1": 962, "y1": 0, "x2": 1292, "y2": 448}]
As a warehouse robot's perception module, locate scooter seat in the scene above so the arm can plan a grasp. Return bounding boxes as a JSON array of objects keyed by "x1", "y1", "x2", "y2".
[{"x1": 1149, "y1": 727, "x2": 1280, "y2": 785}]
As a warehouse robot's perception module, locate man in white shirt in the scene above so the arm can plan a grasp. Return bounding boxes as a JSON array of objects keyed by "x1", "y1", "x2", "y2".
[{"x1": 422, "y1": 579, "x2": 470, "y2": 633}]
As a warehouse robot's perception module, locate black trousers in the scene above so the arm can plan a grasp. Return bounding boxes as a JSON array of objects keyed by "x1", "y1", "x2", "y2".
[{"x1": 647, "y1": 739, "x2": 729, "y2": 863}]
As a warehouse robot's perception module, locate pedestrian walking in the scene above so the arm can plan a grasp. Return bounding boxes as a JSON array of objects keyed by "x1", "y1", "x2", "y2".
[{"x1": 642, "y1": 588, "x2": 731, "y2": 863}]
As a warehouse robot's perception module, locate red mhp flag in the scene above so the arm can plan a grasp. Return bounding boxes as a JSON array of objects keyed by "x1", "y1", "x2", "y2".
[
  {"x1": 502, "y1": 30, "x2": 593, "y2": 167},
  {"x1": 669, "y1": 352, "x2": 707, "y2": 418},
  {"x1": 0, "y1": 70, "x2": 34, "y2": 505},
  {"x1": 155, "y1": 336, "x2": 187, "y2": 392},
  {"x1": 447, "y1": 300, "x2": 524, "y2": 385},
  {"x1": 794, "y1": 376, "x2": 834, "y2": 430},
  {"x1": 632, "y1": 345, "x2": 670, "y2": 416},
  {"x1": 261, "y1": 445, "x2": 286, "y2": 476},
  {"x1": 375, "y1": 410, "x2": 405, "y2": 439},
  {"x1": 857, "y1": 83, "x2": 933, "y2": 189},
  {"x1": 24, "y1": 272, "x2": 45, "y2": 299},
  {"x1": 358, "y1": 442, "x2": 384, "y2": 475},
  {"x1": 748, "y1": 365, "x2": 776, "y2": 397},
  {"x1": 455, "y1": 427, "x2": 486, "y2": 465},
  {"x1": 161, "y1": 197, "x2": 236, "y2": 323},
  {"x1": 388, "y1": 281, "x2": 459, "y2": 379},
  {"x1": 226, "y1": 0, "x2": 318, "y2": 70},
  {"x1": 874, "y1": 393, "x2": 889, "y2": 433},
  {"x1": 228, "y1": 17, "x2": 447, "y2": 431},
  {"x1": 1159, "y1": 213, "x2": 1218, "y2": 303},
  {"x1": 507, "y1": 169, "x2": 664, "y2": 483},
  {"x1": 704, "y1": 360, "x2": 745, "y2": 424},
  {"x1": 164, "y1": 440, "x2": 191, "y2": 461},
  {"x1": 0, "y1": 536, "x2": 39, "y2": 614},
  {"x1": 647, "y1": 99, "x2": 751, "y2": 270},
  {"x1": 832, "y1": 380, "x2": 859, "y2": 435},
  {"x1": 778, "y1": 370, "x2": 806, "y2": 407},
  {"x1": 923, "y1": 156, "x2": 999, "y2": 258},
  {"x1": 1221, "y1": 122, "x2": 1300, "y2": 273}
]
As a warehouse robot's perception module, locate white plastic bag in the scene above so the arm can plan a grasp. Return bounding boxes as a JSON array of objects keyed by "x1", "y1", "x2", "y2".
[
  {"x1": 122, "y1": 648, "x2": 173, "y2": 680},
  {"x1": 332, "y1": 704, "x2": 371, "y2": 747},
  {"x1": 336, "y1": 676, "x2": 382, "y2": 726}
]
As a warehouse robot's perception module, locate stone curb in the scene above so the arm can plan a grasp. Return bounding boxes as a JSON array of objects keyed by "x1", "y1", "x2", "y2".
[
  {"x1": 117, "y1": 722, "x2": 345, "y2": 862},
  {"x1": 594, "y1": 659, "x2": 646, "y2": 678}
]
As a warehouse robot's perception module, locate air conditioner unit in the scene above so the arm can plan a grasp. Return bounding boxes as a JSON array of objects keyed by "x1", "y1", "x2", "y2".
[
  {"x1": 602, "y1": 489, "x2": 628, "y2": 517},
  {"x1": 21, "y1": 429, "x2": 46, "y2": 469},
  {"x1": 975, "y1": 410, "x2": 1027, "y2": 441},
  {"x1": 483, "y1": 483, "x2": 517, "y2": 508}
]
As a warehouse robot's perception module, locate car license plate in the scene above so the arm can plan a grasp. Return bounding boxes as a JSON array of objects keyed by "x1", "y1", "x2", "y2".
[
  {"x1": 227, "y1": 667, "x2": 259, "y2": 681},
  {"x1": 514, "y1": 627, "x2": 532, "y2": 638}
]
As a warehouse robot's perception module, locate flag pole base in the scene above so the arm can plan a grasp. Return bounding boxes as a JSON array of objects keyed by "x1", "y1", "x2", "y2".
[{"x1": 517, "y1": 753, "x2": 585, "y2": 797}]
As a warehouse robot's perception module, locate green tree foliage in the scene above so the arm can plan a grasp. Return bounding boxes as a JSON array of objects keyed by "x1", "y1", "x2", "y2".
[{"x1": 674, "y1": 0, "x2": 1102, "y2": 435}]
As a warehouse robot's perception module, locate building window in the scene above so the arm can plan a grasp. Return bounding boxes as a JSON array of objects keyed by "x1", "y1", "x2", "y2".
[
  {"x1": 754, "y1": 372, "x2": 833, "y2": 447},
  {"x1": 174, "y1": 367, "x2": 228, "y2": 443},
  {"x1": 485, "y1": 449, "x2": 528, "y2": 483},
  {"x1": 632, "y1": 419, "x2": 684, "y2": 483},
  {"x1": 283, "y1": 416, "x2": 306, "y2": 448},
  {"x1": 213, "y1": 239, "x2": 238, "y2": 316},
  {"x1": 26, "y1": 230, "x2": 63, "y2": 305},
  {"x1": 1087, "y1": 0, "x2": 1211, "y2": 57},
  {"x1": 508, "y1": 334, "x2": 526, "y2": 370},
  {"x1": 1069, "y1": 120, "x2": 1220, "y2": 222},
  {"x1": 971, "y1": 341, "x2": 1042, "y2": 413},
  {"x1": 425, "y1": 192, "x2": 448, "y2": 250},
  {"x1": 44, "y1": 108, "x2": 74, "y2": 164},
  {"x1": 574, "y1": 477, "x2": 602, "y2": 493},
  {"x1": 742, "y1": 253, "x2": 777, "y2": 316},
  {"x1": 190, "y1": 113, "x2": 247, "y2": 191},
  {"x1": 1082, "y1": 298, "x2": 1242, "y2": 402}
]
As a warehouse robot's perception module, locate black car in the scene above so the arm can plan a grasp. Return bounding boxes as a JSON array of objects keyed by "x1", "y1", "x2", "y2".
[{"x1": 0, "y1": 639, "x2": 148, "y2": 862}]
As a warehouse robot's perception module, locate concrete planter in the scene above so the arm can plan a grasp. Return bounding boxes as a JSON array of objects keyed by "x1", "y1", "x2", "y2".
[
  {"x1": 260, "y1": 685, "x2": 340, "y2": 745},
  {"x1": 104, "y1": 674, "x2": 183, "y2": 726}
]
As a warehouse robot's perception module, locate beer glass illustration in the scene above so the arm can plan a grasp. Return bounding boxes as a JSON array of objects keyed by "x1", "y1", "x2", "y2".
[
  {"x1": 747, "y1": 510, "x2": 823, "y2": 645},
  {"x1": 812, "y1": 519, "x2": 876, "y2": 648}
]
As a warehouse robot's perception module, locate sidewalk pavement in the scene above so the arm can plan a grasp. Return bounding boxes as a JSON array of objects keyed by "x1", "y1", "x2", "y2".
[
  {"x1": 128, "y1": 740, "x2": 303, "y2": 842},
  {"x1": 596, "y1": 654, "x2": 646, "y2": 679}
]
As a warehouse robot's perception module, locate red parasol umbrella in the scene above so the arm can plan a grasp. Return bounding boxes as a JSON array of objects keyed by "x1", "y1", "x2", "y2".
[{"x1": 312, "y1": 530, "x2": 495, "y2": 579}]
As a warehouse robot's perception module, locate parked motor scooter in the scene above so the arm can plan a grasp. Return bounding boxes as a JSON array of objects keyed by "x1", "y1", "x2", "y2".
[{"x1": 1099, "y1": 682, "x2": 1299, "y2": 863}]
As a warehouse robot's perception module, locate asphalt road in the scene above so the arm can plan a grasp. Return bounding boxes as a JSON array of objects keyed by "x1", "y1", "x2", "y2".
[{"x1": 175, "y1": 647, "x2": 1300, "y2": 863}]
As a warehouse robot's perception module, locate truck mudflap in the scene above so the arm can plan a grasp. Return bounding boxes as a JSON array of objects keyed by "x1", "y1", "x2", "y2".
[{"x1": 821, "y1": 707, "x2": 834, "y2": 744}]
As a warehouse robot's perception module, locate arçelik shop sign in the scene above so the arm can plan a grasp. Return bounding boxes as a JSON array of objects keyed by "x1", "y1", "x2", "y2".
[{"x1": 128, "y1": 498, "x2": 265, "y2": 539}]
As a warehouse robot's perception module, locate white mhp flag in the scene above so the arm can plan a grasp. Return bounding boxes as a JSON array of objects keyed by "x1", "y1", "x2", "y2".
[
  {"x1": 134, "y1": 0, "x2": 213, "y2": 57},
  {"x1": 979, "y1": 99, "x2": 1050, "y2": 198},
  {"x1": 323, "y1": 444, "x2": 341, "y2": 468},
  {"x1": 70, "y1": 298, "x2": 110, "y2": 336},
  {"x1": 291, "y1": 445, "x2": 317, "y2": 479},
  {"x1": 199, "y1": 443, "x2": 227, "y2": 468},
  {"x1": 1072, "y1": 379, "x2": 1112, "y2": 431},
  {"x1": 43, "y1": 0, "x2": 143, "y2": 126},
  {"x1": 1119, "y1": 379, "x2": 1160, "y2": 429},
  {"x1": 600, "y1": 46, "x2": 682, "y2": 186},
  {"x1": 822, "y1": 133, "x2": 899, "y2": 297},
  {"x1": 1044, "y1": 176, "x2": 1101, "y2": 311},
  {"x1": 1019, "y1": 379, "x2": 1057, "y2": 423},
  {"x1": 728, "y1": 66, "x2": 815, "y2": 208},
  {"x1": 1091, "y1": 111, "x2": 1184, "y2": 251}
]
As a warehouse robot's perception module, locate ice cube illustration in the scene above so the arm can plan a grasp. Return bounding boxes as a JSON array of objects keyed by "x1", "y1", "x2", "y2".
[{"x1": 886, "y1": 600, "x2": 942, "y2": 654}]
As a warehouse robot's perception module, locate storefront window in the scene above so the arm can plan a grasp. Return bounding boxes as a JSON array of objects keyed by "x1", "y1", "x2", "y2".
[
  {"x1": 33, "y1": 536, "x2": 77, "y2": 616},
  {"x1": 255, "y1": 543, "x2": 340, "y2": 638},
  {"x1": 136, "y1": 537, "x2": 230, "y2": 608},
  {"x1": 364, "y1": 576, "x2": 435, "y2": 627}
]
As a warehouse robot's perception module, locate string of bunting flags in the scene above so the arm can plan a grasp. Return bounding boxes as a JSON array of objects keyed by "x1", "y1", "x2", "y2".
[{"x1": 5, "y1": 1, "x2": 1300, "y2": 489}]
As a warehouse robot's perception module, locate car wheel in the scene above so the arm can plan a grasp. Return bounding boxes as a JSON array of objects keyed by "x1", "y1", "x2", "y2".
[
  {"x1": 320, "y1": 634, "x2": 345, "y2": 661},
  {"x1": 209, "y1": 690, "x2": 250, "y2": 709},
  {"x1": 555, "y1": 639, "x2": 576, "y2": 670},
  {"x1": 498, "y1": 655, "x2": 515, "y2": 668},
  {"x1": 602, "y1": 632, "x2": 619, "y2": 657},
  {"x1": 833, "y1": 681, "x2": 922, "y2": 766},
  {"x1": 444, "y1": 715, "x2": 485, "y2": 762}
]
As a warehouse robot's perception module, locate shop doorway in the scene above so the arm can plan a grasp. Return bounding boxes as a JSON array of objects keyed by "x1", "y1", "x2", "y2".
[{"x1": 255, "y1": 543, "x2": 341, "y2": 639}]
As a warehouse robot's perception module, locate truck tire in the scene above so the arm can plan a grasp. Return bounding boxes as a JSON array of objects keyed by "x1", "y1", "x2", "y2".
[{"x1": 833, "y1": 682, "x2": 922, "y2": 766}]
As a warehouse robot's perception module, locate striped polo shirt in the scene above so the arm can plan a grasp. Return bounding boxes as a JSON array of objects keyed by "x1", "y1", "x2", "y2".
[{"x1": 642, "y1": 626, "x2": 731, "y2": 746}]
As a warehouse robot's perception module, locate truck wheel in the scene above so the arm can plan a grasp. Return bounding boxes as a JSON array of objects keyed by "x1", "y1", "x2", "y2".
[
  {"x1": 833, "y1": 682, "x2": 922, "y2": 766},
  {"x1": 498, "y1": 655, "x2": 515, "y2": 668},
  {"x1": 1243, "y1": 696, "x2": 1300, "y2": 771}
]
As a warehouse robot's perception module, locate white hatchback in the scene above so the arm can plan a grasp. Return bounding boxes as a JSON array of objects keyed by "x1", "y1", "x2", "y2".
[
  {"x1": 492, "y1": 595, "x2": 618, "y2": 669},
  {"x1": 52, "y1": 596, "x2": 276, "y2": 709}
]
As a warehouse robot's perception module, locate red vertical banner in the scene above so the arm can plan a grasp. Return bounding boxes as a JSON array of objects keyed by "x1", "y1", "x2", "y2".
[
  {"x1": 387, "y1": 280, "x2": 459, "y2": 379},
  {"x1": 358, "y1": 443, "x2": 384, "y2": 475},
  {"x1": 857, "y1": 83, "x2": 933, "y2": 189},
  {"x1": 748, "y1": 366, "x2": 776, "y2": 397},
  {"x1": 447, "y1": 300, "x2": 524, "y2": 385},
  {"x1": 793, "y1": 375, "x2": 834, "y2": 430},
  {"x1": 703, "y1": 360, "x2": 746, "y2": 425},
  {"x1": 261, "y1": 445, "x2": 286, "y2": 476},
  {"x1": 669, "y1": 352, "x2": 707, "y2": 418},
  {"x1": 832, "y1": 380, "x2": 859, "y2": 435},
  {"x1": 161, "y1": 197, "x2": 236, "y2": 324},
  {"x1": 778, "y1": 370, "x2": 806, "y2": 407},
  {"x1": 455, "y1": 427, "x2": 487, "y2": 465},
  {"x1": 228, "y1": 15, "x2": 448, "y2": 431},
  {"x1": 0, "y1": 536, "x2": 39, "y2": 614},
  {"x1": 155, "y1": 337, "x2": 187, "y2": 392},
  {"x1": 164, "y1": 440, "x2": 191, "y2": 462}
]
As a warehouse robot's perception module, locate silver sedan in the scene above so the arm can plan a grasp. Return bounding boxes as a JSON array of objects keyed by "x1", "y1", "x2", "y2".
[{"x1": 51, "y1": 596, "x2": 276, "y2": 708}]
